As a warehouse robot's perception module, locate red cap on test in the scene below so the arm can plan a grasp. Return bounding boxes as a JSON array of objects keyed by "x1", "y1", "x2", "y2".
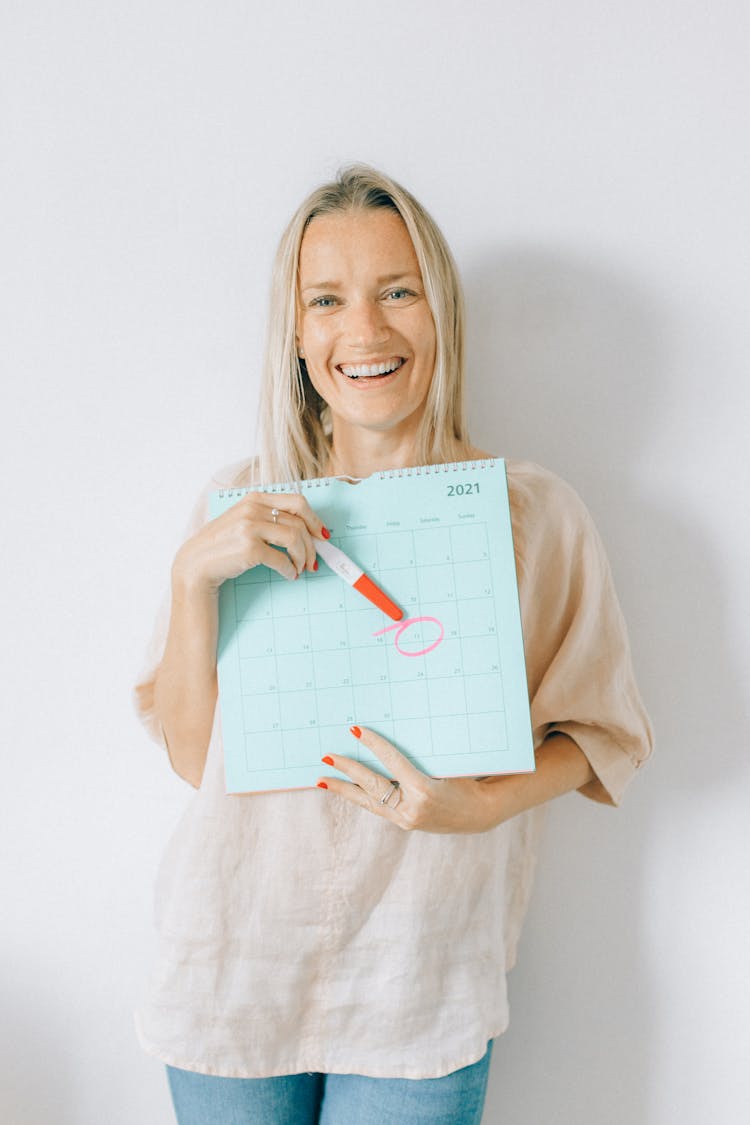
[{"x1": 353, "y1": 574, "x2": 403, "y2": 621}]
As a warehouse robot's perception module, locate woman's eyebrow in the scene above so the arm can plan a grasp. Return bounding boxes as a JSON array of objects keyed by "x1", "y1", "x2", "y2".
[
  {"x1": 377, "y1": 271, "x2": 420, "y2": 285},
  {"x1": 300, "y1": 280, "x2": 341, "y2": 293},
  {"x1": 300, "y1": 271, "x2": 420, "y2": 294}
]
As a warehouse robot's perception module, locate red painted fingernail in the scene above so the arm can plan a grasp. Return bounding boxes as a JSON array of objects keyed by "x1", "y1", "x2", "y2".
[
  {"x1": 313, "y1": 559, "x2": 318, "y2": 571},
  {"x1": 350, "y1": 726, "x2": 362, "y2": 739},
  {"x1": 321, "y1": 527, "x2": 331, "y2": 539},
  {"x1": 321, "y1": 755, "x2": 334, "y2": 765},
  {"x1": 317, "y1": 781, "x2": 328, "y2": 790}
]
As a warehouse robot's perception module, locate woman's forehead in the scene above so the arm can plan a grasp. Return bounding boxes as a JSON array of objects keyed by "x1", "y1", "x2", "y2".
[{"x1": 298, "y1": 209, "x2": 420, "y2": 282}]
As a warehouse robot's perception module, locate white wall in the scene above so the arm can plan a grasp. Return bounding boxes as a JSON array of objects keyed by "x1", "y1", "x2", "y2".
[{"x1": 2, "y1": 1, "x2": 748, "y2": 1122}]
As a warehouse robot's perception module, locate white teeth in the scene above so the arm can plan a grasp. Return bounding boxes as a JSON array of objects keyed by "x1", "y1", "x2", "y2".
[{"x1": 340, "y1": 358, "x2": 403, "y2": 379}]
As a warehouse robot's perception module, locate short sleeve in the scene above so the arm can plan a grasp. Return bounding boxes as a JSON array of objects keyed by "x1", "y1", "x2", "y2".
[
  {"x1": 132, "y1": 458, "x2": 255, "y2": 749},
  {"x1": 508, "y1": 461, "x2": 654, "y2": 806}
]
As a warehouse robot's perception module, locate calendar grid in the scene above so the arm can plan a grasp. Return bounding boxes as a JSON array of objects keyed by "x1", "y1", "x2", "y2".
[{"x1": 234, "y1": 522, "x2": 508, "y2": 770}]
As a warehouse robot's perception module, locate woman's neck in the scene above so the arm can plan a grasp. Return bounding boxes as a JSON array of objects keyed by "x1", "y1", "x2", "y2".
[
  {"x1": 324, "y1": 426, "x2": 491, "y2": 480},
  {"x1": 324, "y1": 427, "x2": 419, "y2": 480}
]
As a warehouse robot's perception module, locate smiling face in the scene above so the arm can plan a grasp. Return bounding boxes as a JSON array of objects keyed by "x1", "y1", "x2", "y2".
[{"x1": 296, "y1": 208, "x2": 437, "y2": 455}]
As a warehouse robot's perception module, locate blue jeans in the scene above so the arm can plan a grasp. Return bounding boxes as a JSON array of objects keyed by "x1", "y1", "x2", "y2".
[{"x1": 166, "y1": 1041, "x2": 493, "y2": 1124}]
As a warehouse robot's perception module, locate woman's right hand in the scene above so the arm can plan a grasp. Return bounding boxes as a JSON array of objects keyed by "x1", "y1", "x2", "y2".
[{"x1": 172, "y1": 490, "x2": 329, "y2": 594}]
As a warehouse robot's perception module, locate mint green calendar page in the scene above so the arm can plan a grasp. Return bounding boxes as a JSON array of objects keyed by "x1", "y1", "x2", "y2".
[{"x1": 210, "y1": 459, "x2": 534, "y2": 794}]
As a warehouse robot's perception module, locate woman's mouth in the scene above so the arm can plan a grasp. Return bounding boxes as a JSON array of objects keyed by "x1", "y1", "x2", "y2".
[{"x1": 337, "y1": 357, "x2": 406, "y2": 380}]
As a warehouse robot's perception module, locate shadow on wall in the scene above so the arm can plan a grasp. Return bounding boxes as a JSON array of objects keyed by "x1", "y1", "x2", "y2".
[{"x1": 464, "y1": 249, "x2": 747, "y2": 1124}]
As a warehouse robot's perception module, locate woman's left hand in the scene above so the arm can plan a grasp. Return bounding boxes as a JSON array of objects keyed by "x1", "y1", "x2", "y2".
[{"x1": 317, "y1": 726, "x2": 508, "y2": 835}]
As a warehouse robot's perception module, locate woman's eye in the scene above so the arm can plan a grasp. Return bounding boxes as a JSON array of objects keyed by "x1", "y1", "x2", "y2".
[
  {"x1": 310, "y1": 296, "x2": 337, "y2": 308},
  {"x1": 386, "y1": 288, "x2": 412, "y2": 301}
]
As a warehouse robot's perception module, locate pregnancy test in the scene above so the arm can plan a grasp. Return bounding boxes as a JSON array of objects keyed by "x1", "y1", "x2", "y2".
[{"x1": 312, "y1": 537, "x2": 403, "y2": 621}]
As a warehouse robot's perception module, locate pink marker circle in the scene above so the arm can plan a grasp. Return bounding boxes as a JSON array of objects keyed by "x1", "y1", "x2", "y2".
[{"x1": 373, "y1": 615, "x2": 445, "y2": 657}]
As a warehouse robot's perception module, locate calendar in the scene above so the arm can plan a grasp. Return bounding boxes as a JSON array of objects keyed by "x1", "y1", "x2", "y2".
[{"x1": 210, "y1": 460, "x2": 534, "y2": 793}]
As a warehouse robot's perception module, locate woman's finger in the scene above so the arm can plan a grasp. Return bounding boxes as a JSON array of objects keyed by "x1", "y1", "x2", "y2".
[
  {"x1": 348, "y1": 726, "x2": 429, "y2": 789},
  {"x1": 318, "y1": 775, "x2": 402, "y2": 823},
  {"x1": 252, "y1": 502, "x2": 321, "y2": 574},
  {"x1": 322, "y1": 752, "x2": 394, "y2": 802},
  {"x1": 249, "y1": 490, "x2": 330, "y2": 543},
  {"x1": 252, "y1": 541, "x2": 298, "y2": 582},
  {"x1": 255, "y1": 515, "x2": 309, "y2": 576},
  {"x1": 273, "y1": 514, "x2": 316, "y2": 575}
]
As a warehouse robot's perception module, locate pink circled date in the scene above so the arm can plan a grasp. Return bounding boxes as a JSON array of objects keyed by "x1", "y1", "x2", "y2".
[{"x1": 373, "y1": 615, "x2": 445, "y2": 657}]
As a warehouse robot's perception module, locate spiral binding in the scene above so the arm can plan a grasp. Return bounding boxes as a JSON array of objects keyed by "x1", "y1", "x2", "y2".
[
  {"x1": 216, "y1": 459, "x2": 498, "y2": 499},
  {"x1": 376, "y1": 458, "x2": 497, "y2": 480},
  {"x1": 216, "y1": 479, "x2": 332, "y2": 500}
]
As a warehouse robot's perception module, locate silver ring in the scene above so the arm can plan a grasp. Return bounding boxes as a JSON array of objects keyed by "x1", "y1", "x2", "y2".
[
  {"x1": 271, "y1": 507, "x2": 280, "y2": 524},
  {"x1": 379, "y1": 780, "x2": 401, "y2": 808}
]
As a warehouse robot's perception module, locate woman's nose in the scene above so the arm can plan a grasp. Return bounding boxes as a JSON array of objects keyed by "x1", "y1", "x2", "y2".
[{"x1": 343, "y1": 298, "x2": 389, "y2": 348}]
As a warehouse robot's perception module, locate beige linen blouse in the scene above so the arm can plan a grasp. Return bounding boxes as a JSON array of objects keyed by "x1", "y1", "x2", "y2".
[{"x1": 133, "y1": 459, "x2": 653, "y2": 1080}]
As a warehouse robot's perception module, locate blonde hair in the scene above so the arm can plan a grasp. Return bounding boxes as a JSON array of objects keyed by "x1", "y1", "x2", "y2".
[{"x1": 256, "y1": 163, "x2": 469, "y2": 484}]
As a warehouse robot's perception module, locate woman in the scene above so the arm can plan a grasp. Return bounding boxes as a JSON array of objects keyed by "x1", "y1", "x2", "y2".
[{"x1": 134, "y1": 164, "x2": 653, "y2": 1124}]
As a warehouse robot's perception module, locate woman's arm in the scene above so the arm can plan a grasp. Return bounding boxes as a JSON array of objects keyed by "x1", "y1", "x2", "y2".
[
  {"x1": 150, "y1": 490, "x2": 329, "y2": 787},
  {"x1": 480, "y1": 731, "x2": 595, "y2": 824},
  {"x1": 152, "y1": 570, "x2": 220, "y2": 788}
]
